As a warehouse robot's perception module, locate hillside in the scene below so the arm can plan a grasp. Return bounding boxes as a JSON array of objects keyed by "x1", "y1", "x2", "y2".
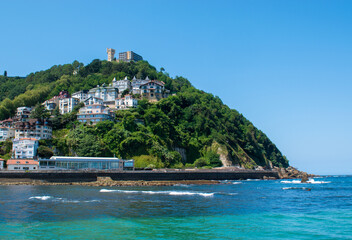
[{"x1": 0, "y1": 60, "x2": 289, "y2": 169}]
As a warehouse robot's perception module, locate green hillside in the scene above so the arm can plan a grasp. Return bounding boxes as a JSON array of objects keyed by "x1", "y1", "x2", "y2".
[{"x1": 0, "y1": 60, "x2": 289, "y2": 169}]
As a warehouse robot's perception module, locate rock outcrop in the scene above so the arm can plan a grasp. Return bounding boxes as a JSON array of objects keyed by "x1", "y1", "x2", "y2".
[{"x1": 274, "y1": 166, "x2": 314, "y2": 179}]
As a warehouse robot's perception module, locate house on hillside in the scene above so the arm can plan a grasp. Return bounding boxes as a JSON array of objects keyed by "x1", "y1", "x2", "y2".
[
  {"x1": 83, "y1": 96, "x2": 104, "y2": 106},
  {"x1": 72, "y1": 90, "x2": 89, "y2": 102},
  {"x1": 88, "y1": 84, "x2": 118, "y2": 108},
  {"x1": 77, "y1": 104, "x2": 115, "y2": 125},
  {"x1": 59, "y1": 97, "x2": 79, "y2": 114},
  {"x1": 12, "y1": 138, "x2": 39, "y2": 159},
  {"x1": 140, "y1": 80, "x2": 170, "y2": 102},
  {"x1": 112, "y1": 77, "x2": 131, "y2": 93},
  {"x1": 0, "y1": 158, "x2": 4, "y2": 170},
  {"x1": 0, "y1": 127, "x2": 15, "y2": 141},
  {"x1": 115, "y1": 95, "x2": 138, "y2": 110},
  {"x1": 14, "y1": 119, "x2": 52, "y2": 140}
]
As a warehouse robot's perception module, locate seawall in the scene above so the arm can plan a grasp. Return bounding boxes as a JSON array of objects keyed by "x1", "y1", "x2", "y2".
[{"x1": 0, "y1": 169, "x2": 279, "y2": 183}]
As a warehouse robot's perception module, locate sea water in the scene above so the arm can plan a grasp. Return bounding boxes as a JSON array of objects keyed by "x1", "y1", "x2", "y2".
[{"x1": 0, "y1": 176, "x2": 351, "y2": 239}]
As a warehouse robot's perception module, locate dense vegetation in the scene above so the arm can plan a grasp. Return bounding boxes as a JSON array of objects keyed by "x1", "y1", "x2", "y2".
[{"x1": 0, "y1": 60, "x2": 289, "y2": 168}]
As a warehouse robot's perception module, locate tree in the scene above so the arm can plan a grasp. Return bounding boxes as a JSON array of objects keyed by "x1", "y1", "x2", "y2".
[
  {"x1": 37, "y1": 146, "x2": 54, "y2": 159},
  {"x1": 4, "y1": 71, "x2": 7, "y2": 77},
  {"x1": 121, "y1": 89, "x2": 130, "y2": 97},
  {"x1": 30, "y1": 104, "x2": 50, "y2": 120}
]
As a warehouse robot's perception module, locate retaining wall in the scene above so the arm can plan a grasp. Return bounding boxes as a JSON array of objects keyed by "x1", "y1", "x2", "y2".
[{"x1": 0, "y1": 169, "x2": 279, "y2": 182}]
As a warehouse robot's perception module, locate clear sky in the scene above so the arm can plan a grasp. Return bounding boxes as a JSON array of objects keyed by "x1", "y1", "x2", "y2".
[{"x1": 1, "y1": 0, "x2": 351, "y2": 175}]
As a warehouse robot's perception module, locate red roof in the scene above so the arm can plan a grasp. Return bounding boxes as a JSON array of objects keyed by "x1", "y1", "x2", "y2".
[
  {"x1": 17, "y1": 138, "x2": 38, "y2": 141},
  {"x1": 7, "y1": 159, "x2": 39, "y2": 165},
  {"x1": 0, "y1": 158, "x2": 4, "y2": 161}
]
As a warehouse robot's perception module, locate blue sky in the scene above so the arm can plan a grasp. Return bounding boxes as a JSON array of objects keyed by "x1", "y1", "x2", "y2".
[{"x1": 1, "y1": 0, "x2": 351, "y2": 174}]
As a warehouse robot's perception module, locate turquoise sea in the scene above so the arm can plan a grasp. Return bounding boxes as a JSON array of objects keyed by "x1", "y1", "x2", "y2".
[{"x1": 0, "y1": 176, "x2": 351, "y2": 240}]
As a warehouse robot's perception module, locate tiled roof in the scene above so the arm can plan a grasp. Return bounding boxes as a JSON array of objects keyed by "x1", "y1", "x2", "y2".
[{"x1": 7, "y1": 159, "x2": 39, "y2": 165}]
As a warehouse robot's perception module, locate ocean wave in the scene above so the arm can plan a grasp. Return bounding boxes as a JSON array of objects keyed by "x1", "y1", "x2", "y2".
[
  {"x1": 29, "y1": 196, "x2": 52, "y2": 201},
  {"x1": 220, "y1": 180, "x2": 242, "y2": 185},
  {"x1": 100, "y1": 189, "x2": 214, "y2": 197},
  {"x1": 29, "y1": 196, "x2": 100, "y2": 203},
  {"x1": 281, "y1": 179, "x2": 330, "y2": 184}
]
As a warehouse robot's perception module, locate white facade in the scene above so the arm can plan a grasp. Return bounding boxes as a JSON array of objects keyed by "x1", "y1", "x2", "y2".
[
  {"x1": 131, "y1": 77, "x2": 149, "y2": 94},
  {"x1": 77, "y1": 104, "x2": 115, "y2": 124},
  {"x1": 7, "y1": 159, "x2": 39, "y2": 170},
  {"x1": 116, "y1": 95, "x2": 138, "y2": 109},
  {"x1": 72, "y1": 90, "x2": 89, "y2": 102},
  {"x1": 112, "y1": 77, "x2": 132, "y2": 93},
  {"x1": 15, "y1": 125, "x2": 52, "y2": 140},
  {"x1": 83, "y1": 97, "x2": 104, "y2": 106},
  {"x1": 0, "y1": 160, "x2": 4, "y2": 170},
  {"x1": 59, "y1": 97, "x2": 80, "y2": 114},
  {"x1": 0, "y1": 127, "x2": 15, "y2": 141},
  {"x1": 88, "y1": 85, "x2": 118, "y2": 103},
  {"x1": 12, "y1": 138, "x2": 39, "y2": 159}
]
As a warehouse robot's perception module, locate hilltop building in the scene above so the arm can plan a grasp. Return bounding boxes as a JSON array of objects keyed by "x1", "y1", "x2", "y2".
[
  {"x1": 77, "y1": 104, "x2": 115, "y2": 124},
  {"x1": 118, "y1": 51, "x2": 143, "y2": 62},
  {"x1": 12, "y1": 138, "x2": 39, "y2": 159},
  {"x1": 107, "y1": 48, "x2": 116, "y2": 62}
]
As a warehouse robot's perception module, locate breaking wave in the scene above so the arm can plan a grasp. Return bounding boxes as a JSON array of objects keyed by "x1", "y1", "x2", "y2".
[
  {"x1": 29, "y1": 196, "x2": 52, "y2": 201},
  {"x1": 281, "y1": 179, "x2": 330, "y2": 184},
  {"x1": 100, "y1": 189, "x2": 214, "y2": 197},
  {"x1": 29, "y1": 196, "x2": 100, "y2": 203}
]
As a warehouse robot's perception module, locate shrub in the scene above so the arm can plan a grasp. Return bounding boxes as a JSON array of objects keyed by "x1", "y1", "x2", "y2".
[{"x1": 133, "y1": 155, "x2": 164, "y2": 169}]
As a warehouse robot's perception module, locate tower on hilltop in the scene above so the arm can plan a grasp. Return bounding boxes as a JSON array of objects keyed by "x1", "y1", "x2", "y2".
[{"x1": 107, "y1": 48, "x2": 116, "y2": 62}]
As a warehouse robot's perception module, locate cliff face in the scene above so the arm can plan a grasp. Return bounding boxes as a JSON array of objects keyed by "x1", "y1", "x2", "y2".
[{"x1": 0, "y1": 60, "x2": 290, "y2": 169}]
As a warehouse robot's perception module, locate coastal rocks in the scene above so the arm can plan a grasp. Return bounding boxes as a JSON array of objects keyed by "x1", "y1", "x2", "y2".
[{"x1": 274, "y1": 166, "x2": 314, "y2": 179}]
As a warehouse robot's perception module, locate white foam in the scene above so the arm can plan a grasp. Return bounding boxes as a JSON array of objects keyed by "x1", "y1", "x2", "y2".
[
  {"x1": 100, "y1": 189, "x2": 214, "y2": 197},
  {"x1": 281, "y1": 180, "x2": 302, "y2": 184},
  {"x1": 231, "y1": 182, "x2": 242, "y2": 185},
  {"x1": 281, "y1": 179, "x2": 330, "y2": 184},
  {"x1": 29, "y1": 196, "x2": 52, "y2": 201},
  {"x1": 307, "y1": 179, "x2": 331, "y2": 184}
]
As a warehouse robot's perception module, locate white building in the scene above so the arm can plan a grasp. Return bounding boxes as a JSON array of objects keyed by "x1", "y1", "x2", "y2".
[
  {"x1": 7, "y1": 159, "x2": 39, "y2": 171},
  {"x1": 116, "y1": 95, "x2": 138, "y2": 110},
  {"x1": 15, "y1": 107, "x2": 32, "y2": 121},
  {"x1": 59, "y1": 97, "x2": 80, "y2": 114},
  {"x1": 39, "y1": 156, "x2": 134, "y2": 170},
  {"x1": 72, "y1": 90, "x2": 89, "y2": 102},
  {"x1": 88, "y1": 84, "x2": 118, "y2": 102},
  {"x1": 12, "y1": 138, "x2": 39, "y2": 159},
  {"x1": 77, "y1": 104, "x2": 115, "y2": 125},
  {"x1": 112, "y1": 77, "x2": 132, "y2": 93},
  {"x1": 0, "y1": 158, "x2": 4, "y2": 170},
  {"x1": 14, "y1": 119, "x2": 52, "y2": 140},
  {"x1": 131, "y1": 76, "x2": 149, "y2": 94},
  {"x1": 0, "y1": 127, "x2": 15, "y2": 141},
  {"x1": 83, "y1": 96, "x2": 104, "y2": 106}
]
